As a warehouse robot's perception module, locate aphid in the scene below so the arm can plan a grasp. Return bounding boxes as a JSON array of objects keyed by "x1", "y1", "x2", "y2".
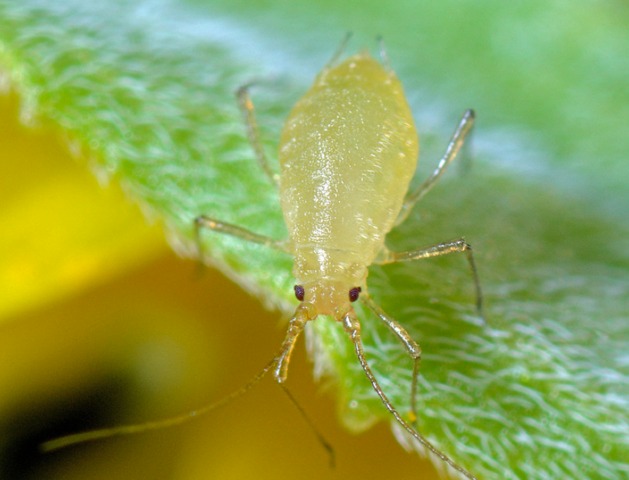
[
  {"x1": 194, "y1": 41, "x2": 483, "y2": 478},
  {"x1": 43, "y1": 39, "x2": 483, "y2": 479}
]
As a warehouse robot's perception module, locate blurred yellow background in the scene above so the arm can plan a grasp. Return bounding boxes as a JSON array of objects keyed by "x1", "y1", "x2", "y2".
[{"x1": 0, "y1": 91, "x2": 440, "y2": 479}]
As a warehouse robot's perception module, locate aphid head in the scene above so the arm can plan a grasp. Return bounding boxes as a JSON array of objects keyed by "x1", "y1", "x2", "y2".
[{"x1": 294, "y1": 281, "x2": 362, "y2": 318}]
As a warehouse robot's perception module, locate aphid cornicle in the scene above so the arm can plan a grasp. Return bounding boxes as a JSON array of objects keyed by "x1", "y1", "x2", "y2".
[{"x1": 42, "y1": 41, "x2": 483, "y2": 479}]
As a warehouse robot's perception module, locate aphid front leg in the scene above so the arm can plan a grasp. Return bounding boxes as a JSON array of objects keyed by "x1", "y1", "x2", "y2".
[
  {"x1": 341, "y1": 310, "x2": 477, "y2": 480},
  {"x1": 396, "y1": 109, "x2": 475, "y2": 226},
  {"x1": 377, "y1": 238, "x2": 484, "y2": 317},
  {"x1": 237, "y1": 84, "x2": 280, "y2": 187}
]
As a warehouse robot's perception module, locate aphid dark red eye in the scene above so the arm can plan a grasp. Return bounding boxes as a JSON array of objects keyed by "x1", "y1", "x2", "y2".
[
  {"x1": 349, "y1": 286, "x2": 362, "y2": 302},
  {"x1": 294, "y1": 285, "x2": 305, "y2": 301}
]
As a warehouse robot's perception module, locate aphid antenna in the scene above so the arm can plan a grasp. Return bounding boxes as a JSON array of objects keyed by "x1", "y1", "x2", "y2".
[
  {"x1": 39, "y1": 357, "x2": 277, "y2": 453},
  {"x1": 40, "y1": 353, "x2": 336, "y2": 468},
  {"x1": 344, "y1": 312, "x2": 478, "y2": 480}
]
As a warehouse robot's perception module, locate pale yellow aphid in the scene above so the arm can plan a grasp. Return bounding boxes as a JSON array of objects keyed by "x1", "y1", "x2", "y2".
[
  {"x1": 42, "y1": 40, "x2": 482, "y2": 479},
  {"x1": 202, "y1": 43, "x2": 483, "y2": 479},
  {"x1": 280, "y1": 52, "x2": 417, "y2": 314}
]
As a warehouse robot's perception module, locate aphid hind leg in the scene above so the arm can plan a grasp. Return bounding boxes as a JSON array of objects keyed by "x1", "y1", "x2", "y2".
[
  {"x1": 361, "y1": 295, "x2": 422, "y2": 423},
  {"x1": 396, "y1": 109, "x2": 475, "y2": 226},
  {"x1": 377, "y1": 239, "x2": 484, "y2": 319},
  {"x1": 341, "y1": 310, "x2": 477, "y2": 480},
  {"x1": 236, "y1": 84, "x2": 280, "y2": 187}
]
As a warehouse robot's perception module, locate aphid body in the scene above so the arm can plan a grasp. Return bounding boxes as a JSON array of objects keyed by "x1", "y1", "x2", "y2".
[{"x1": 280, "y1": 52, "x2": 418, "y2": 317}]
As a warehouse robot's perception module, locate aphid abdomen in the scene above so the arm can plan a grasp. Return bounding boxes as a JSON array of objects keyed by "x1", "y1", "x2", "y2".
[{"x1": 279, "y1": 53, "x2": 419, "y2": 282}]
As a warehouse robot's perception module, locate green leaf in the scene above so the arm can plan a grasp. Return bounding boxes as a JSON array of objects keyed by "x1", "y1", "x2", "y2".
[{"x1": 1, "y1": 1, "x2": 627, "y2": 479}]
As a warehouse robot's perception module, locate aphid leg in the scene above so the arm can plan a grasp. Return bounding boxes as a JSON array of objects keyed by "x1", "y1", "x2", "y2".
[
  {"x1": 40, "y1": 357, "x2": 277, "y2": 453},
  {"x1": 194, "y1": 215, "x2": 288, "y2": 262},
  {"x1": 341, "y1": 311, "x2": 477, "y2": 480},
  {"x1": 360, "y1": 295, "x2": 421, "y2": 423},
  {"x1": 325, "y1": 32, "x2": 353, "y2": 68},
  {"x1": 377, "y1": 239, "x2": 484, "y2": 319},
  {"x1": 277, "y1": 382, "x2": 336, "y2": 467},
  {"x1": 272, "y1": 305, "x2": 336, "y2": 466},
  {"x1": 396, "y1": 109, "x2": 476, "y2": 225},
  {"x1": 236, "y1": 84, "x2": 280, "y2": 187}
]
